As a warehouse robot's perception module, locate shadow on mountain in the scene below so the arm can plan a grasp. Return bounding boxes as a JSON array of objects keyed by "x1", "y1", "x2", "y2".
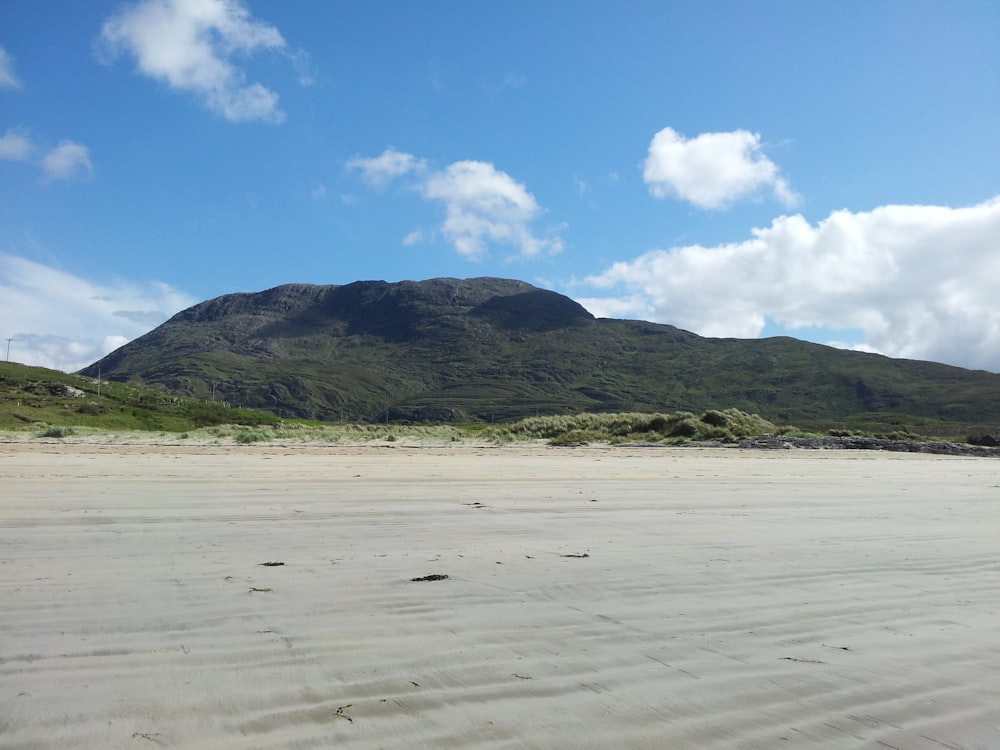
[{"x1": 471, "y1": 290, "x2": 595, "y2": 332}]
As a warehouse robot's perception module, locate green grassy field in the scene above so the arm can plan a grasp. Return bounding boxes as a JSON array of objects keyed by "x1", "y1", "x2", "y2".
[
  {"x1": 4, "y1": 358, "x2": 996, "y2": 445},
  {"x1": 0, "y1": 361, "x2": 278, "y2": 434}
]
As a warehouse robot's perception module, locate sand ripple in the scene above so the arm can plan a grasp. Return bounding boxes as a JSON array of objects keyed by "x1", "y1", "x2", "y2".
[{"x1": 1, "y1": 445, "x2": 998, "y2": 748}]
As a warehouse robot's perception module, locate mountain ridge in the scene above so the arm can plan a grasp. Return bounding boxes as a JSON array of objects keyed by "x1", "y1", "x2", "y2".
[{"x1": 80, "y1": 277, "x2": 1000, "y2": 431}]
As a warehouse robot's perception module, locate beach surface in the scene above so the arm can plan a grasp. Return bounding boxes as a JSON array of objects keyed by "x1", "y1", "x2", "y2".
[{"x1": 1, "y1": 440, "x2": 998, "y2": 749}]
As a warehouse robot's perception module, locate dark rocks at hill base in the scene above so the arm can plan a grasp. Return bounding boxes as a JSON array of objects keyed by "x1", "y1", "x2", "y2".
[
  {"x1": 734, "y1": 434, "x2": 1000, "y2": 457},
  {"x1": 967, "y1": 434, "x2": 1000, "y2": 447}
]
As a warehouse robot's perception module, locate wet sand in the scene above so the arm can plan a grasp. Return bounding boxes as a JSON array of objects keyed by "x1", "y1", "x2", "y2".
[{"x1": 1, "y1": 441, "x2": 998, "y2": 749}]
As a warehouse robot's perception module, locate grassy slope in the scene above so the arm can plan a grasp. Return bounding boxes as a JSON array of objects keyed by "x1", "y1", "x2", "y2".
[
  {"x1": 71, "y1": 279, "x2": 1000, "y2": 439},
  {"x1": 0, "y1": 361, "x2": 278, "y2": 432},
  {"x1": 3, "y1": 359, "x2": 997, "y2": 445}
]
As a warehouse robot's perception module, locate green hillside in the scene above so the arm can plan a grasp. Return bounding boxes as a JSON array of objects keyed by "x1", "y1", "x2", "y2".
[
  {"x1": 0, "y1": 361, "x2": 278, "y2": 433},
  {"x1": 72, "y1": 277, "x2": 1000, "y2": 438}
]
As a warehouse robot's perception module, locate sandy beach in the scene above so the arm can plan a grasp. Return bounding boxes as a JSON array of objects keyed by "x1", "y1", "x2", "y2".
[{"x1": 1, "y1": 440, "x2": 998, "y2": 749}]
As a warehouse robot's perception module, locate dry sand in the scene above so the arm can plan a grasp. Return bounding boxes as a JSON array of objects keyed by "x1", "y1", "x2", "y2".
[{"x1": 1, "y1": 440, "x2": 998, "y2": 749}]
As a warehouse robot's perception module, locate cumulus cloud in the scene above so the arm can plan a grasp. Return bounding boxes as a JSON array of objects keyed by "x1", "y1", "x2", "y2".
[
  {"x1": 422, "y1": 160, "x2": 562, "y2": 259},
  {"x1": 99, "y1": 0, "x2": 295, "y2": 123},
  {"x1": 643, "y1": 127, "x2": 798, "y2": 209},
  {"x1": 350, "y1": 149, "x2": 563, "y2": 260},
  {"x1": 578, "y1": 197, "x2": 1000, "y2": 372},
  {"x1": 41, "y1": 140, "x2": 94, "y2": 182},
  {"x1": 2, "y1": 130, "x2": 95, "y2": 182},
  {"x1": 0, "y1": 128, "x2": 34, "y2": 161},
  {"x1": 347, "y1": 148, "x2": 427, "y2": 190},
  {"x1": 0, "y1": 253, "x2": 197, "y2": 371},
  {"x1": 0, "y1": 44, "x2": 22, "y2": 89}
]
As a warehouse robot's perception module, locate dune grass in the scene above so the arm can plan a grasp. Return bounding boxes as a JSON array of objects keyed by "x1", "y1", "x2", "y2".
[
  {"x1": 204, "y1": 421, "x2": 467, "y2": 444},
  {"x1": 485, "y1": 409, "x2": 784, "y2": 445}
]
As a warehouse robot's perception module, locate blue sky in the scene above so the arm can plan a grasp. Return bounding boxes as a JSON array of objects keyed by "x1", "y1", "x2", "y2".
[{"x1": 2, "y1": 0, "x2": 999, "y2": 373}]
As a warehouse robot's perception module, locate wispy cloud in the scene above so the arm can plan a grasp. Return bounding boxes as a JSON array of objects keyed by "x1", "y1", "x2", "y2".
[
  {"x1": 482, "y1": 71, "x2": 527, "y2": 97},
  {"x1": 0, "y1": 128, "x2": 34, "y2": 161},
  {"x1": 41, "y1": 140, "x2": 93, "y2": 182},
  {"x1": 1, "y1": 47, "x2": 93, "y2": 182},
  {"x1": 350, "y1": 148, "x2": 563, "y2": 260},
  {"x1": 577, "y1": 197, "x2": 1000, "y2": 372},
  {"x1": 0, "y1": 44, "x2": 22, "y2": 90},
  {"x1": 402, "y1": 229, "x2": 426, "y2": 246},
  {"x1": 643, "y1": 127, "x2": 798, "y2": 209},
  {"x1": 2, "y1": 129, "x2": 94, "y2": 183},
  {"x1": 0, "y1": 253, "x2": 196, "y2": 372},
  {"x1": 98, "y1": 0, "x2": 302, "y2": 123},
  {"x1": 347, "y1": 148, "x2": 427, "y2": 190}
]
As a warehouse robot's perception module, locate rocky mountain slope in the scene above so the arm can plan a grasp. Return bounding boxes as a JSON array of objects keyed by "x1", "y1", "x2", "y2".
[{"x1": 80, "y1": 277, "x2": 1000, "y2": 431}]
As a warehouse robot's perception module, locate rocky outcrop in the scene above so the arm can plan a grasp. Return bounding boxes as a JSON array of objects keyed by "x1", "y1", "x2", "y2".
[{"x1": 735, "y1": 434, "x2": 1000, "y2": 457}]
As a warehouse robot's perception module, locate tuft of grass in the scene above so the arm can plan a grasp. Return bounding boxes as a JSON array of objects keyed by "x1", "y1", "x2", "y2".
[
  {"x1": 233, "y1": 429, "x2": 270, "y2": 444},
  {"x1": 37, "y1": 425, "x2": 75, "y2": 438},
  {"x1": 486, "y1": 409, "x2": 781, "y2": 445},
  {"x1": 547, "y1": 430, "x2": 594, "y2": 446},
  {"x1": 187, "y1": 422, "x2": 468, "y2": 444}
]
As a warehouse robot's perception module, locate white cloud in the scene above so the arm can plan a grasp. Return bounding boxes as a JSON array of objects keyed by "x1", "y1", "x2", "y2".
[
  {"x1": 422, "y1": 160, "x2": 562, "y2": 260},
  {"x1": 0, "y1": 128, "x2": 34, "y2": 161},
  {"x1": 402, "y1": 229, "x2": 426, "y2": 246},
  {"x1": 99, "y1": 0, "x2": 293, "y2": 123},
  {"x1": 0, "y1": 44, "x2": 22, "y2": 89},
  {"x1": 578, "y1": 197, "x2": 1000, "y2": 372},
  {"x1": 41, "y1": 140, "x2": 93, "y2": 182},
  {"x1": 2, "y1": 131, "x2": 95, "y2": 182},
  {"x1": 287, "y1": 48, "x2": 314, "y2": 87},
  {"x1": 350, "y1": 149, "x2": 563, "y2": 260},
  {"x1": 643, "y1": 127, "x2": 798, "y2": 209},
  {"x1": 347, "y1": 148, "x2": 427, "y2": 189},
  {"x1": 0, "y1": 253, "x2": 196, "y2": 372}
]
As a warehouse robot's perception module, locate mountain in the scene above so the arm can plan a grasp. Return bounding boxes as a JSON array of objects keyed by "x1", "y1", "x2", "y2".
[{"x1": 80, "y1": 277, "x2": 1000, "y2": 432}]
